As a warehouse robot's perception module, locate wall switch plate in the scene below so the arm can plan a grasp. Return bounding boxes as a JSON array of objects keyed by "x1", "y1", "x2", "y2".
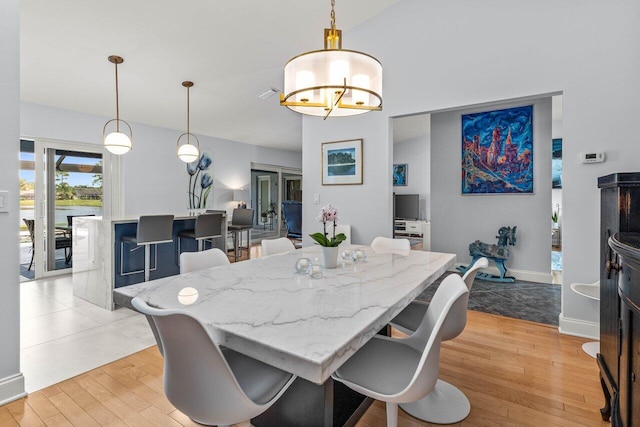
[
  {"x1": 314, "y1": 193, "x2": 320, "y2": 204},
  {"x1": 0, "y1": 191, "x2": 8, "y2": 212}
]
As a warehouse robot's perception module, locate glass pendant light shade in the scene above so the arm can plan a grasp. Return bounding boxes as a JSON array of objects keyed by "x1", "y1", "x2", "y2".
[
  {"x1": 104, "y1": 129, "x2": 133, "y2": 155},
  {"x1": 282, "y1": 49, "x2": 382, "y2": 117},
  {"x1": 177, "y1": 134, "x2": 200, "y2": 163},
  {"x1": 103, "y1": 55, "x2": 133, "y2": 155},
  {"x1": 177, "y1": 81, "x2": 200, "y2": 163}
]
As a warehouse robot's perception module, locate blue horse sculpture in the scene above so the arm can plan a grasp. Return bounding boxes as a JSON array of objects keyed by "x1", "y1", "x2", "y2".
[{"x1": 457, "y1": 226, "x2": 517, "y2": 283}]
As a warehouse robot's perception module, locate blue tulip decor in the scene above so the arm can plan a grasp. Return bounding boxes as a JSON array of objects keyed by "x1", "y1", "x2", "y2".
[{"x1": 187, "y1": 153, "x2": 213, "y2": 209}]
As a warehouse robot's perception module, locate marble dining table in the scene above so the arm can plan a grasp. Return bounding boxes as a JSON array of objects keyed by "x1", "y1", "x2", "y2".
[{"x1": 114, "y1": 244, "x2": 455, "y2": 426}]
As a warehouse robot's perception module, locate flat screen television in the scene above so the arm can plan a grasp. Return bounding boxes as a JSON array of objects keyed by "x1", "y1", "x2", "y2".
[{"x1": 394, "y1": 194, "x2": 420, "y2": 220}]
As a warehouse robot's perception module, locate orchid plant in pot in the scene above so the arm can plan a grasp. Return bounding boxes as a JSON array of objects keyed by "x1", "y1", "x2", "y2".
[{"x1": 310, "y1": 204, "x2": 346, "y2": 268}]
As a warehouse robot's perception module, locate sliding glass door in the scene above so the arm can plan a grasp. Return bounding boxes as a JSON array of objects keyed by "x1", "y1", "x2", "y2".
[{"x1": 28, "y1": 139, "x2": 118, "y2": 278}]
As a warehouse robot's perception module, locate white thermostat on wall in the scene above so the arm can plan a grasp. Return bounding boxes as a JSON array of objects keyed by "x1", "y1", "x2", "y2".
[{"x1": 581, "y1": 152, "x2": 605, "y2": 164}]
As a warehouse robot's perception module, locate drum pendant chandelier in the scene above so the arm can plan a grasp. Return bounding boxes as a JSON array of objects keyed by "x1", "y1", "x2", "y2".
[
  {"x1": 176, "y1": 81, "x2": 201, "y2": 163},
  {"x1": 103, "y1": 55, "x2": 133, "y2": 155},
  {"x1": 280, "y1": 0, "x2": 383, "y2": 119}
]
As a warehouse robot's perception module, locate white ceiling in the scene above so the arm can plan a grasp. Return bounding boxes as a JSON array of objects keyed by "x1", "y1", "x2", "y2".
[
  {"x1": 20, "y1": 0, "x2": 400, "y2": 152},
  {"x1": 392, "y1": 114, "x2": 431, "y2": 144}
]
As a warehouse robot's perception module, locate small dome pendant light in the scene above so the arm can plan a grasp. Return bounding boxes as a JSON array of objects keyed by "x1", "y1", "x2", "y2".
[
  {"x1": 103, "y1": 55, "x2": 133, "y2": 155},
  {"x1": 177, "y1": 81, "x2": 201, "y2": 163}
]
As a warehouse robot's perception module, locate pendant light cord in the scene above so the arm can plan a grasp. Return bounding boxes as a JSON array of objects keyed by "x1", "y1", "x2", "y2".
[
  {"x1": 114, "y1": 61, "x2": 120, "y2": 132},
  {"x1": 186, "y1": 85, "x2": 190, "y2": 144}
]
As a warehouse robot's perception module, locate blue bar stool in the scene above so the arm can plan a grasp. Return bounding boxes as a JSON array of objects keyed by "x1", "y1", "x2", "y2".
[
  {"x1": 177, "y1": 212, "x2": 224, "y2": 255},
  {"x1": 120, "y1": 215, "x2": 174, "y2": 282}
]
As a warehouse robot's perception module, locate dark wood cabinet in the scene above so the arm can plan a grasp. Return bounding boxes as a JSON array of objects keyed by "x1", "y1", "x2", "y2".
[
  {"x1": 598, "y1": 172, "x2": 640, "y2": 426},
  {"x1": 610, "y1": 233, "x2": 640, "y2": 427}
]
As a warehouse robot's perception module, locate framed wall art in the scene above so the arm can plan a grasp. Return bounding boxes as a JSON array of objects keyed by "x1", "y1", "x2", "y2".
[
  {"x1": 552, "y1": 138, "x2": 562, "y2": 188},
  {"x1": 321, "y1": 139, "x2": 363, "y2": 185},
  {"x1": 393, "y1": 163, "x2": 408, "y2": 186},
  {"x1": 461, "y1": 105, "x2": 533, "y2": 194}
]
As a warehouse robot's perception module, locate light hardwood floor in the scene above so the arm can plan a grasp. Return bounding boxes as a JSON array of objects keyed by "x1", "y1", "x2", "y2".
[{"x1": 1, "y1": 310, "x2": 607, "y2": 427}]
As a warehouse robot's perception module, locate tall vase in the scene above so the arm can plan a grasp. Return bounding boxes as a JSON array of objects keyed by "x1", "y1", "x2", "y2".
[{"x1": 321, "y1": 246, "x2": 340, "y2": 269}]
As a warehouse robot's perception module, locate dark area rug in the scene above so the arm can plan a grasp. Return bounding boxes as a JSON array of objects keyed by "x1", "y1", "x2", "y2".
[
  {"x1": 20, "y1": 259, "x2": 72, "y2": 280},
  {"x1": 416, "y1": 271, "x2": 561, "y2": 326}
]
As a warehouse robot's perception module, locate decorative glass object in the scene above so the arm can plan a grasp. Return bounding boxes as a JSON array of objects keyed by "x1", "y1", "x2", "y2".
[
  {"x1": 309, "y1": 262, "x2": 323, "y2": 279},
  {"x1": 296, "y1": 257, "x2": 312, "y2": 274},
  {"x1": 351, "y1": 249, "x2": 367, "y2": 263}
]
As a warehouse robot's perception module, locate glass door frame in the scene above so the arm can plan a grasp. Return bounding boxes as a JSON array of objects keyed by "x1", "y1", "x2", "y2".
[
  {"x1": 251, "y1": 163, "x2": 302, "y2": 237},
  {"x1": 33, "y1": 138, "x2": 123, "y2": 278}
]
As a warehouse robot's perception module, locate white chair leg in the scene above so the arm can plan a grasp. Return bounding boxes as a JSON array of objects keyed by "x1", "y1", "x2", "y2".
[
  {"x1": 400, "y1": 379, "x2": 470, "y2": 424},
  {"x1": 582, "y1": 341, "x2": 599, "y2": 358},
  {"x1": 386, "y1": 402, "x2": 398, "y2": 427}
]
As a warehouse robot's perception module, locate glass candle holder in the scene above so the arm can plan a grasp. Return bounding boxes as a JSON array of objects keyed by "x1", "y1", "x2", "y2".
[
  {"x1": 295, "y1": 257, "x2": 311, "y2": 274},
  {"x1": 309, "y1": 263, "x2": 323, "y2": 279},
  {"x1": 351, "y1": 249, "x2": 367, "y2": 263},
  {"x1": 341, "y1": 249, "x2": 352, "y2": 262}
]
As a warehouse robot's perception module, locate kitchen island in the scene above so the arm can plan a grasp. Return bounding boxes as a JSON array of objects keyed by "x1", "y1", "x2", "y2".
[{"x1": 72, "y1": 213, "x2": 226, "y2": 310}]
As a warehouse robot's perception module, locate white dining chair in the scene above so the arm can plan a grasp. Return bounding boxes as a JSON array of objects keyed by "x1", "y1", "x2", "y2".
[
  {"x1": 180, "y1": 248, "x2": 230, "y2": 274},
  {"x1": 390, "y1": 257, "x2": 489, "y2": 335},
  {"x1": 387, "y1": 257, "x2": 488, "y2": 424},
  {"x1": 570, "y1": 280, "x2": 600, "y2": 358},
  {"x1": 370, "y1": 236, "x2": 411, "y2": 254},
  {"x1": 132, "y1": 297, "x2": 296, "y2": 427},
  {"x1": 261, "y1": 237, "x2": 296, "y2": 257},
  {"x1": 331, "y1": 274, "x2": 469, "y2": 427}
]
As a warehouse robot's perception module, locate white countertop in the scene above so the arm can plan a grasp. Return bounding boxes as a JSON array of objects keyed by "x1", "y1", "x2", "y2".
[
  {"x1": 114, "y1": 245, "x2": 455, "y2": 383},
  {"x1": 81, "y1": 212, "x2": 226, "y2": 224}
]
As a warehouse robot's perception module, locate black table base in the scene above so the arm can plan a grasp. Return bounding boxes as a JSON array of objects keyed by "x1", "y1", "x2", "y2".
[{"x1": 252, "y1": 376, "x2": 372, "y2": 427}]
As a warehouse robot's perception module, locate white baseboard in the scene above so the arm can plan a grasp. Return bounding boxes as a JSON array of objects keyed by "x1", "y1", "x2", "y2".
[
  {"x1": 0, "y1": 373, "x2": 26, "y2": 406},
  {"x1": 558, "y1": 314, "x2": 599, "y2": 339},
  {"x1": 452, "y1": 263, "x2": 554, "y2": 284}
]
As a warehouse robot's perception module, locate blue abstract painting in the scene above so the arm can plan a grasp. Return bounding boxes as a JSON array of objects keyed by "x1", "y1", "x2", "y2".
[
  {"x1": 461, "y1": 105, "x2": 534, "y2": 194},
  {"x1": 552, "y1": 138, "x2": 562, "y2": 188},
  {"x1": 393, "y1": 164, "x2": 407, "y2": 186}
]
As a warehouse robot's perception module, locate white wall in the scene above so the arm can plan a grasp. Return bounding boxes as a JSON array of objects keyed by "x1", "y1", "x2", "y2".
[
  {"x1": 21, "y1": 102, "x2": 301, "y2": 216},
  {"x1": 302, "y1": 114, "x2": 393, "y2": 246},
  {"x1": 0, "y1": 0, "x2": 26, "y2": 405},
  {"x1": 393, "y1": 133, "x2": 431, "y2": 221},
  {"x1": 302, "y1": 0, "x2": 640, "y2": 337},
  {"x1": 431, "y1": 98, "x2": 552, "y2": 280}
]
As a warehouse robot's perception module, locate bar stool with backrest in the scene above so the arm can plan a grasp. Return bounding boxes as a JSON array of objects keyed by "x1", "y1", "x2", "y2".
[
  {"x1": 177, "y1": 212, "x2": 224, "y2": 256},
  {"x1": 228, "y1": 208, "x2": 254, "y2": 262},
  {"x1": 120, "y1": 215, "x2": 174, "y2": 282}
]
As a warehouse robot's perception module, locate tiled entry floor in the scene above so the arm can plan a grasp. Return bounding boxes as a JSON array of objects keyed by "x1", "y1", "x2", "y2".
[{"x1": 20, "y1": 275, "x2": 155, "y2": 392}]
